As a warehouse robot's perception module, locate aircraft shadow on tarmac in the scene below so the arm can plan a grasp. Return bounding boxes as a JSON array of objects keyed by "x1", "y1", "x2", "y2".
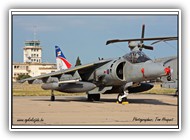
[{"x1": 32, "y1": 96, "x2": 177, "y2": 106}]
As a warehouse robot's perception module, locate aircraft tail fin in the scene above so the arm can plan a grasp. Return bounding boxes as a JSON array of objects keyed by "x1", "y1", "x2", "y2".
[{"x1": 55, "y1": 46, "x2": 72, "y2": 70}]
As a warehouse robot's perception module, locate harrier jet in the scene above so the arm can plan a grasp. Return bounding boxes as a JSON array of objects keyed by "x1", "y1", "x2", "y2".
[{"x1": 19, "y1": 25, "x2": 178, "y2": 103}]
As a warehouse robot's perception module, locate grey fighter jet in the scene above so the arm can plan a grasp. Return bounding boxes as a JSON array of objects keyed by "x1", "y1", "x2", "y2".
[{"x1": 19, "y1": 25, "x2": 178, "y2": 103}]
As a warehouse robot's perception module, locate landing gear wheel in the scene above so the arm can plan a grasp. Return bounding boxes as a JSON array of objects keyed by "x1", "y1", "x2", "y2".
[
  {"x1": 174, "y1": 89, "x2": 178, "y2": 97},
  {"x1": 50, "y1": 90, "x2": 55, "y2": 101},
  {"x1": 117, "y1": 94, "x2": 127, "y2": 104},
  {"x1": 51, "y1": 95, "x2": 55, "y2": 101},
  {"x1": 87, "y1": 94, "x2": 100, "y2": 101},
  {"x1": 167, "y1": 75, "x2": 171, "y2": 81}
]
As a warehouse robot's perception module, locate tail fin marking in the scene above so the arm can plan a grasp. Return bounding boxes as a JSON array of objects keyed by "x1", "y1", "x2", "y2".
[{"x1": 55, "y1": 46, "x2": 72, "y2": 70}]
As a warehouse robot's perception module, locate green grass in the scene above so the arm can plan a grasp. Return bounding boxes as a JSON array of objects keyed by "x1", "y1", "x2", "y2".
[
  {"x1": 13, "y1": 83, "x2": 85, "y2": 96},
  {"x1": 140, "y1": 84, "x2": 176, "y2": 94},
  {"x1": 12, "y1": 82, "x2": 175, "y2": 96}
]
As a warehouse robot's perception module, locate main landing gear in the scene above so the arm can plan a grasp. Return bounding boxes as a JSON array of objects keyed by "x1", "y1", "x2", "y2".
[{"x1": 87, "y1": 94, "x2": 100, "y2": 101}]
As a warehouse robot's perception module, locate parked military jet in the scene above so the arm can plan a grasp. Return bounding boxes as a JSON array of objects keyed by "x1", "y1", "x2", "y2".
[{"x1": 19, "y1": 25, "x2": 178, "y2": 103}]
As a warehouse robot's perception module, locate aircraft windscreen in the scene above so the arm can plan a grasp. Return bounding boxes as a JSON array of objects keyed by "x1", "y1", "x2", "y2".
[{"x1": 123, "y1": 51, "x2": 151, "y2": 63}]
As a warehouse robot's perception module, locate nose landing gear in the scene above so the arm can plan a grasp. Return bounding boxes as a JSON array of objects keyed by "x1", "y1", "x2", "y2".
[
  {"x1": 117, "y1": 82, "x2": 132, "y2": 104},
  {"x1": 117, "y1": 90, "x2": 128, "y2": 104}
]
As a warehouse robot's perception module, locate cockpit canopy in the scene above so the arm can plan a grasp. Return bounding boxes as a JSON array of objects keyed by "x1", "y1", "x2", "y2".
[{"x1": 123, "y1": 51, "x2": 151, "y2": 63}]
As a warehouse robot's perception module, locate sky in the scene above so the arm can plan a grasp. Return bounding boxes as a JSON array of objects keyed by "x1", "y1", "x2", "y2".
[{"x1": 12, "y1": 12, "x2": 178, "y2": 65}]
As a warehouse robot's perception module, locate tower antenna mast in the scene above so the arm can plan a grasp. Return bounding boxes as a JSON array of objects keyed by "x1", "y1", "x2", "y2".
[{"x1": 33, "y1": 25, "x2": 37, "y2": 46}]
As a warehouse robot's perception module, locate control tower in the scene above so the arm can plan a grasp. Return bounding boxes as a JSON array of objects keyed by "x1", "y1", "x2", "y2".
[{"x1": 23, "y1": 40, "x2": 42, "y2": 63}]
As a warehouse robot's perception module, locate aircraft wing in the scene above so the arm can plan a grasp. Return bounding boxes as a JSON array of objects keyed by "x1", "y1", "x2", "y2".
[{"x1": 19, "y1": 59, "x2": 112, "y2": 84}]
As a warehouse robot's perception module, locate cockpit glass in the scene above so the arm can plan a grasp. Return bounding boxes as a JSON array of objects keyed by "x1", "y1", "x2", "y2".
[{"x1": 123, "y1": 51, "x2": 151, "y2": 63}]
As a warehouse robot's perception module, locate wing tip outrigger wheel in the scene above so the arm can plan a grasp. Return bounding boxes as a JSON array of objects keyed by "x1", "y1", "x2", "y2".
[{"x1": 51, "y1": 90, "x2": 55, "y2": 101}]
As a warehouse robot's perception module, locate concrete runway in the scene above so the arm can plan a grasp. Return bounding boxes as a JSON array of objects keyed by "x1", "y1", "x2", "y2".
[{"x1": 12, "y1": 94, "x2": 178, "y2": 126}]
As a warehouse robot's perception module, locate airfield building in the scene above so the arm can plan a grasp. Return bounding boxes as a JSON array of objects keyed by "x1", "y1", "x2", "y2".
[
  {"x1": 13, "y1": 40, "x2": 57, "y2": 82},
  {"x1": 23, "y1": 40, "x2": 42, "y2": 63}
]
